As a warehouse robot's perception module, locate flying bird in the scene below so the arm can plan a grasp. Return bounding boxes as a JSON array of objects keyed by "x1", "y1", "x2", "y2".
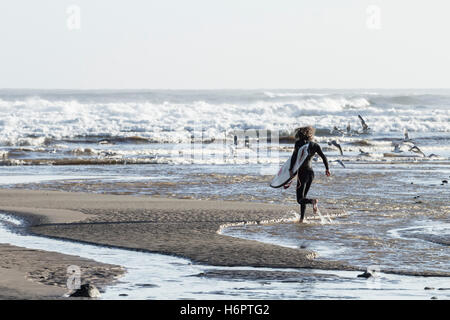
[
  {"x1": 329, "y1": 159, "x2": 346, "y2": 168},
  {"x1": 428, "y1": 153, "x2": 439, "y2": 158},
  {"x1": 328, "y1": 140, "x2": 343, "y2": 156},
  {"x1": 336, "y1": 159, "x2": 346, "y2": 168},
  {"x1": 358, "y1": 115, "x2": 370, "y2": 132},
  {"x1": 409, "y1": 145, "x2": 426, "y2": 157}
]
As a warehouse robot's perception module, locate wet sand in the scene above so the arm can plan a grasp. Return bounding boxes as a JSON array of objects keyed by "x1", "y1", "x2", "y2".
[
  {"x1": 0, "y1": 191, "x2": 126, "y2": 299},
  {"x1": 0, "y1": 244, "x2": 124, "y2": 299},
  {"x1": 0, "y1": 189, "x2": 355, "y2": 298}
]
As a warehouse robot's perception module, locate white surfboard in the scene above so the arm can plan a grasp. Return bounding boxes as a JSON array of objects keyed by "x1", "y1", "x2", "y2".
[{"x1": 270, "y1": 142, "x2": 310, "y2": 188}]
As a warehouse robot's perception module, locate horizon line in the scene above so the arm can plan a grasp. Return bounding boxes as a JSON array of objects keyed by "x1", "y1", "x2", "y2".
[{"x1": 1, "y1": 87, "x2": 450, "y2": 91}]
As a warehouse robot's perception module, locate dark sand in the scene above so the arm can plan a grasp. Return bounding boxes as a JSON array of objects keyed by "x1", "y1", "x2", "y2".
[
  {"x1": 0, "y1": 244, "x2": 124, "y2": 299},
  {"x1": 14, "y1": 190, "x2": 352, "y2": 268},
  {"x1": 0, "y1": 189, "x2": 357, "y2": 298},
  {"x1": 1, "y1": 189, "x2": 448, "y2": 298}
]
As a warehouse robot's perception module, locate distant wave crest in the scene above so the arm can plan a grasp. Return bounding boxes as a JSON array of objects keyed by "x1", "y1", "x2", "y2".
[{"x1": 0, "y1": 93, "x2": 449, "y2": 146}]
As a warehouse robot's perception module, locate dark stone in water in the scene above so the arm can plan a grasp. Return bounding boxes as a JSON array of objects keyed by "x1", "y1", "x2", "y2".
[
  {"x1": 357, "y1": 271, "x2": 373, "y2": 279},
  {"x1": 424, "y1": 287, "x2": 435, "y2": 290},
  {"x1": 70, "y1": 284, "x2": 101, "y2": 298},
  {"x1": 431, "y1": 297, "x2": 438, "y2": 300},
  {"x1": 442, "y1": 180, "x2": 448, "y2": 184},
  {"x1": 438, "y1": 288, "x2": 450, "y2": 290},
  {"x1": 119, "y1": 293, "x2": 128, "y2": 297}
]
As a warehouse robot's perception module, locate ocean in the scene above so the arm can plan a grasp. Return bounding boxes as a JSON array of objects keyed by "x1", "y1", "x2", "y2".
[{"x1": 0, "y1": 89, "x2": 449, "y2": 284}]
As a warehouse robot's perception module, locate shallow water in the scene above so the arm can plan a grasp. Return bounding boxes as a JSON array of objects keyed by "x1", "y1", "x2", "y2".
[
  {"x1": 0, "y1": 89, "x2": 449, "y2": 298},
  {"x1": 223, "y1": 216, "x2": 450, "y2": 274},
  {"x1": 1, "y1": 213, "x2": 449, "y2": 300},
  {"x1": 1, "y1": 161, "x2": 449, "y2": 276}
]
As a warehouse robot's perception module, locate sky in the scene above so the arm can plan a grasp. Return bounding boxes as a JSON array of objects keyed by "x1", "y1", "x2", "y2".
[{"x1": 0, "y1": 0, "x2": 449, "y2": 89}]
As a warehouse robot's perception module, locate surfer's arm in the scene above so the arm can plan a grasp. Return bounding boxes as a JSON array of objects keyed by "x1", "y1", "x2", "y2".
[{"x1": 316, "y1": 144, "x2": 330, "y2": 174}]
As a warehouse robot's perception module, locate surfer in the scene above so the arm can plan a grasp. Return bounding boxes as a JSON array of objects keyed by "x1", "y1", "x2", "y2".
[{"x1": 289, "y1": 127, "x2": 330, "y2": 223}]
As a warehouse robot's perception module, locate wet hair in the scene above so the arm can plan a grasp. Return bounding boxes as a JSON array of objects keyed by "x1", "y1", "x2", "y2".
[{"x1": 294, "y1": 126, "x2": 315, "y2": 141}]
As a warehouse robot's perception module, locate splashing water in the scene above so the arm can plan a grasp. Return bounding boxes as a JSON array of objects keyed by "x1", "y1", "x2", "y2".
[{"x1": 315, "y1": 208, "x2": 333, "y2": 224}]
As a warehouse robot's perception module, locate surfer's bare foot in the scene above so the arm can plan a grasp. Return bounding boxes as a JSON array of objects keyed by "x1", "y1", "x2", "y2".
[{"x1": 312, "y1": 199, "x2": 318, "y2": 214}]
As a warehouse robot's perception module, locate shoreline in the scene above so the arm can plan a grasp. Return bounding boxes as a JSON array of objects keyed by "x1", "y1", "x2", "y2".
[
  {"x1": 0, "y1": 217, "x2": 125, "y2": 300},
  {"x1": 0, "y1": 189, "x2": 353, "y2": 299},
  {"x1": 0, "y1": 189, "x2": 353, "y2": 270},
  {"x1": 0, "y1": 192, "x2": 126, "y2": 299},
  {"x1": 1, "y1": 189, "x2": 449, "y2": 299},
  {"x1": 0, "y1": 242, "x2": 125, "y2": 300}
]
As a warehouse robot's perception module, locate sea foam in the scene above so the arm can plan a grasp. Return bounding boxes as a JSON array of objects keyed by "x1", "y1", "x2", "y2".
[{"x1": 1, "y1": 91, "x2": 449, "y2": 146}]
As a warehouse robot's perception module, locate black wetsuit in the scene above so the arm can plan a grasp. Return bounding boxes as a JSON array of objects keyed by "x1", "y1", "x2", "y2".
[{"x1": 289, "y1": 140, "x2": 329, "y2": 220}]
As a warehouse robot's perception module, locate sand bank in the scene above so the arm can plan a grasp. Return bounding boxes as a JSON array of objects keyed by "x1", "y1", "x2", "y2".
[
  {"x1": 0, "y1": 189, "x2": 355, "y2": 299},
  {"x1": 0, "y1": 243, "x2": 124, "y2": 299},
  {"x1": 1, "y1": 189, "x2": 448, "y2": 299},
  {"x1": 0, "y1": 189, "x2": 352, "y2": 270}
]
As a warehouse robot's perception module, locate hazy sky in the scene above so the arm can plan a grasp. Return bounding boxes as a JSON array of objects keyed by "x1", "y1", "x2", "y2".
[{"x1": 1, "y1": 0, "x2": 449, "y2": 89}]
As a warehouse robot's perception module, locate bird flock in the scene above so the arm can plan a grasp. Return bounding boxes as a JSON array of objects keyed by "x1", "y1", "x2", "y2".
[{"x1": 323, "y1": 114, "x2": 439, "y2": 168}]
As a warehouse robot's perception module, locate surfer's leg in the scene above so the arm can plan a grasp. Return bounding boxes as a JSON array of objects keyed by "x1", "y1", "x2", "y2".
[
  {"x1": 296, "y1": 171, "x2": 314, "y2": 221},
  {"x1": 297, "y1": 170, "x2": 317, "y2": 222},
  {"x1": 303, "y1": 170, "x2": 314, "y2": 197},
  {"x1": 296, "y1": 178, "x2": 306, "y2": 221},
  {"x1": 303, "y1": 171, "x2": 318, "y2": 213}
]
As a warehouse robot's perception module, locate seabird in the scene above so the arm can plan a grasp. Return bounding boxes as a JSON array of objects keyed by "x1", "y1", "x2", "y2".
[
  {"x1": 393, "y1": 143, "x2": 403, "y2": 153},
  {"x1": 428, "y1": 153, "x2": 440, "y2": 158},
  {"x1": 359, "y1": 148, "x2": 370, "y2": 156},
  {"x1": 328, "y1": 159, "x2": 345, "y2": 168},
  {"x1": 409, "y1": 145, "x2": 426, "y2": 157},
  {"x1": 403, "y1": 128, "x2": 410, "y2": 141},
  {"x1": 358, "y1": 115, "x2": 370, "y2": 132},
  {"x1": 332, "y1": 126, "x2": 345, "y2": 135},
  {"x1": 328, "y1": 140, "x2": 343, "y2": 156}
]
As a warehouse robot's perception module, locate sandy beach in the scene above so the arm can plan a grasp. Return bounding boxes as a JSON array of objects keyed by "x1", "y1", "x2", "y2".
[
  {"x1": 0, "y1": 188, "x2": 358, "y2": 299},
  {"x1": 1, "y1": 186, "x2": 449, "y2": 299},
  {"x1": 0, "y1": 243, "x2": 124, "y2": 299}
]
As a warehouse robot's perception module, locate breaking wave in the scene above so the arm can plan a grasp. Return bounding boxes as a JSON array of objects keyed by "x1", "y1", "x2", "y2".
[{"x1": 1, "y1": 90, "x2": 449, "y2": 146}]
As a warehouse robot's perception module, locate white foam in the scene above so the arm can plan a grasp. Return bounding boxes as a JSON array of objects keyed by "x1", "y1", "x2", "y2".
[
  {"x1": 0, "y1": 95, "x2": 449, "y2": 146},
  {"x1": 0, "y1": 175, "x2": 105, "y2": 185}
]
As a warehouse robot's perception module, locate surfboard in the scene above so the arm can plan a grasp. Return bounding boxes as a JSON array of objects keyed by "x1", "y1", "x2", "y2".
[{"x1": 270, "y1": 142, "x2": 310, "y2": 188}]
